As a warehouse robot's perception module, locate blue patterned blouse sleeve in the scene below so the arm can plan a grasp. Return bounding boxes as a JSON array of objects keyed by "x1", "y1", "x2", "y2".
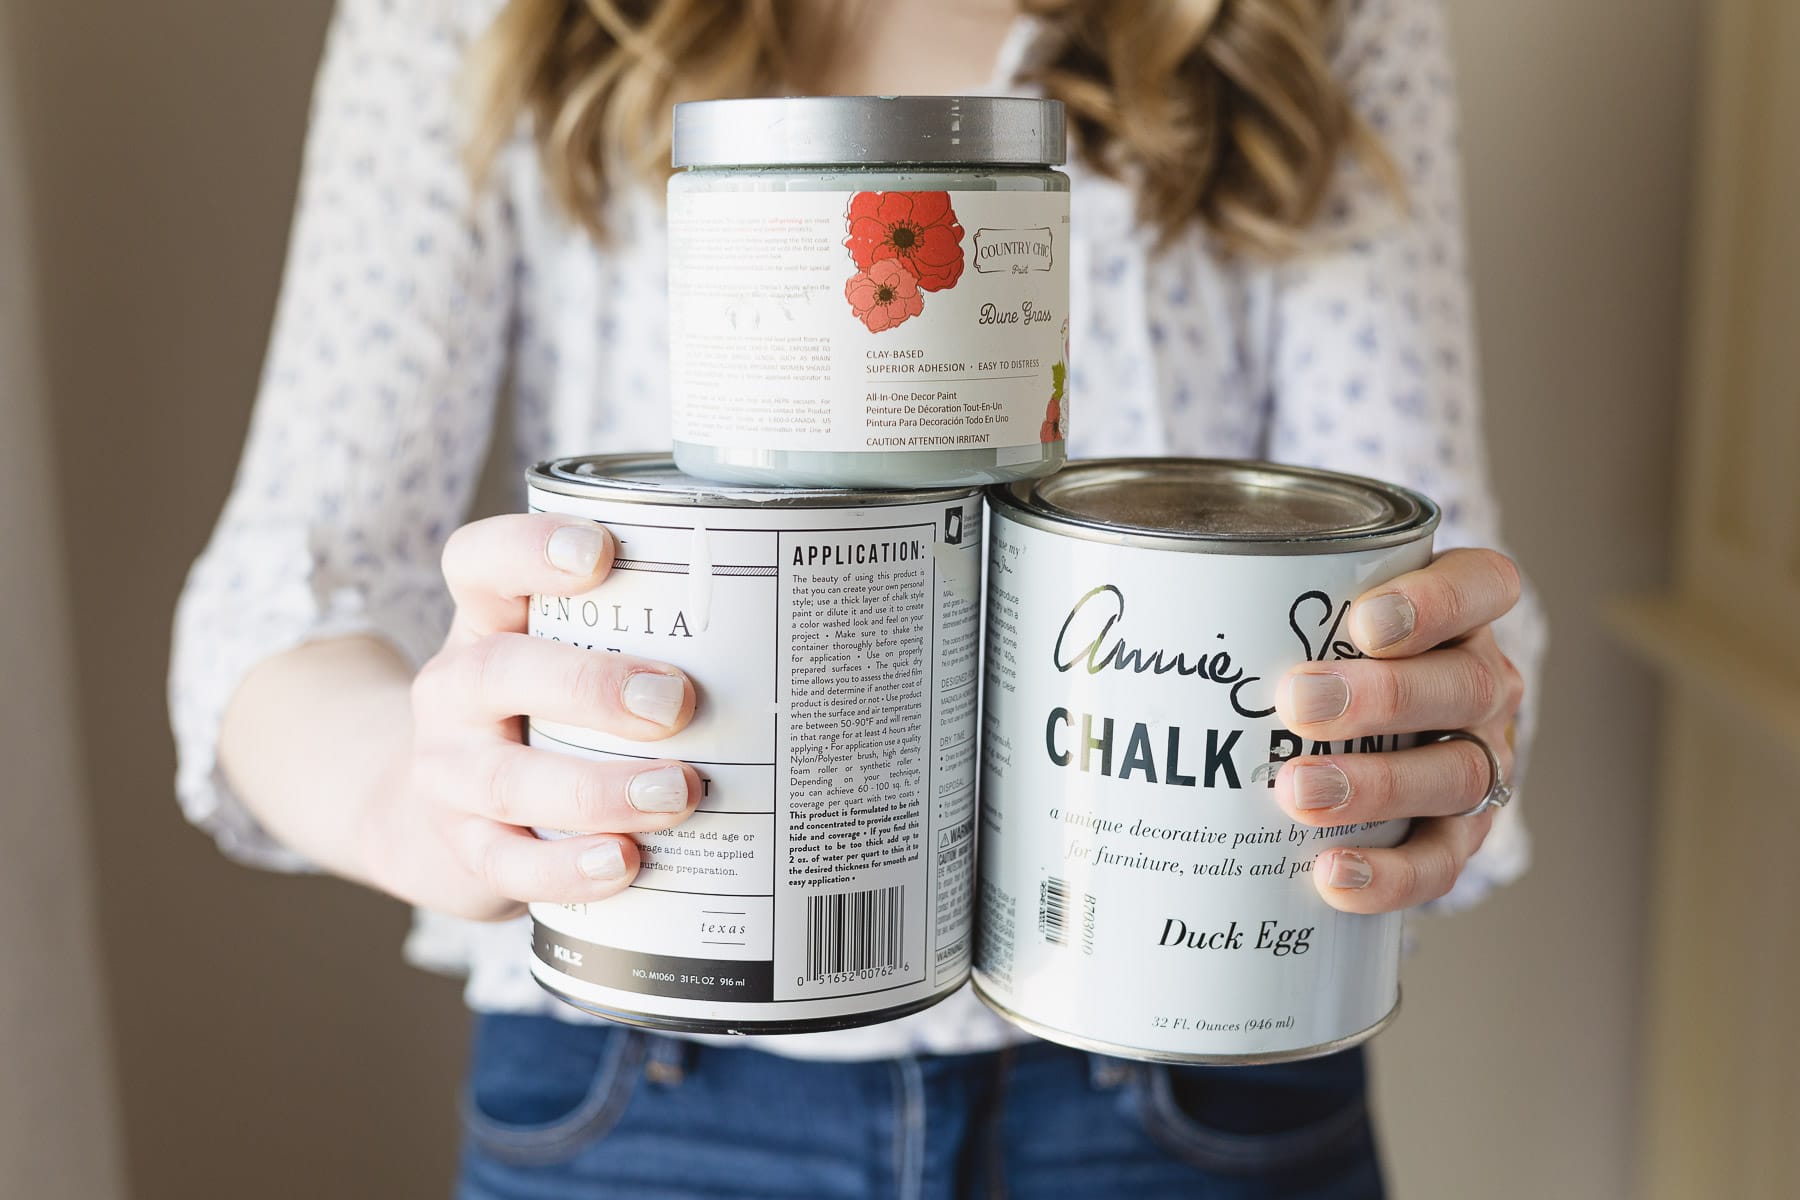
[
  {"x1": 167, "y1": 0, "x2": 515, "y2": 869},
  {"x1": 1260, "y1": 0, "x2": 1544, "y2": 910}
]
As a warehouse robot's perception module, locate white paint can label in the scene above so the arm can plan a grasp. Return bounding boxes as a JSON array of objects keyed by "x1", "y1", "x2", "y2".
[
  {"x1": 974, "y1": 460, "x2": 1437, "y2": 1061},
  {"x1": 668, "y1": 190, "x2": 1071, "y2": 453},
  {"x1": 525, "y1": 457, "x2": 983, "y2": 1032}
]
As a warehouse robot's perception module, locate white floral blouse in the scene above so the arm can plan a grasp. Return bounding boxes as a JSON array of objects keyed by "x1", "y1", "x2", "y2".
[{"x1": 169, "y1": 0, "x2": 1545, "y2": 1059}]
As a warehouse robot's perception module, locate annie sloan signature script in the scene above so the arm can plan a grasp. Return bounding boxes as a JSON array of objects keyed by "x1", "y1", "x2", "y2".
[{"x1": 1052, "y1": 584, "x2": 1363, "y2": 719}]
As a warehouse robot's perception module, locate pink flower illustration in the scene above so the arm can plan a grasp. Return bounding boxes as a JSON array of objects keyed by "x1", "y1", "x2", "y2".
[
  {"x1": 845, "y1": 191, "x2": 966, "y2": 292},
  {"x1": 845, "y1": 259, "x2": 924, "y2": 333}
]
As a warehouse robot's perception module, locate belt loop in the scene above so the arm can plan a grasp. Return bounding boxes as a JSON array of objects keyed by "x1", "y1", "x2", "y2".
[
  {"x1": 985, "y1": 1045, "x2": 1017, "y2": 1200},
  {"x1": 890, "y1": 1056, "x2": 927, "y2": 1200},
  {"x1": 1087, "y1": 1053, "x2": 1132, "y2": 1090},
  {"x1": 644, "y1": 1033, "x2": 689, "y2": 1087}
]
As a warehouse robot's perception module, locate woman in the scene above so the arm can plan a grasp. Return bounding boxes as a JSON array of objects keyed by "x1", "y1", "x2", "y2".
[{"x1": 170, "y1": 0, "x2": 1544, "y2": 1195}]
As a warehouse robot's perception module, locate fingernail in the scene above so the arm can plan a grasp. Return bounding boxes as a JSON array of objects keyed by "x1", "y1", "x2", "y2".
[
  {"x1": 546, "y1": 524, "x2": 609, "y2": 575},
  {"x1": 627, "y1": 765, "x2": 690, "y2": 813},
  {"x1": 1354, "y1": 593, "x2": 1415, "y2": 651},
  {"x1": 577, "y1": 841, "x2": 627, "y2": 880},
  {"x1": 1288, "y1": 673, "x2": 1350, "y2": 724},
  {"x1": 622, "y1": 672, "x2": 686, "y2": 727},
  {"x1": 1293, "y1": 763, "x2": 1351, "y2": 811},
  {"x1": 1327, "y1": 851, "x2": 1372, "y2": 890}
]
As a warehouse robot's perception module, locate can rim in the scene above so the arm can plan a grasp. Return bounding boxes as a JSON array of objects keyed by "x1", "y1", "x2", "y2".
[
  {"x1": 530, "y1": 968, "x2": 970, "y2": 1037},
  {"x1": 671, "y1": 96, "x2": 1067, "y2": 168},
  {"x1": 985, "y1": 457, "x2": 1439, "y2": 555},
  {"x1": 528, "y1": 453, "x2": 981, "y2": 508},
  {"x1": 972, "y1": 979, "x2": 1402, "y2": 1066}
]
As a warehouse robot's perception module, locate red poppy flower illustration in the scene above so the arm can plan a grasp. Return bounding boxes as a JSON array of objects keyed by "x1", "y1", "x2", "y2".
[
  {"x1": 846, "y1": 259, "x2": 925, "y2": 333},
  {"x1": 845, "y1": 191, "x2": 965, "y2": 292}
]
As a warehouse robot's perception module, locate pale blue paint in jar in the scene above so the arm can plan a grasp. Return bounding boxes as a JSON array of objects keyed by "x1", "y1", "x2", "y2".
[{"x1": 668, "y1": 96, "x2": 1070, "y2": 489}]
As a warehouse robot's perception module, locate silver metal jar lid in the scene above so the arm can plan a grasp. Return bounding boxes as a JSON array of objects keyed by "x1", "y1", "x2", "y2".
[
  {"x1": 671, "y1": 96, "x2": 1066, "y2": 168},
  {"x1": 530, "y1": 453, "x2": 980, "y2": 508},
  {"x1": 987, "y1": 458, "x2": 1440, "y2": 555}
]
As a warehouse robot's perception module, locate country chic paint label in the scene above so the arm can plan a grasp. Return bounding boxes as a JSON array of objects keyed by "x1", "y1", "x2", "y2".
[
  {"x1": 668, "y1": 190, "x2": 1071, "y2": 454},
  {"x1": 974, "y1": 463, "x2": 1437, "y2": 1062},
  {"x1": 524, "y1": 458, "x2": 983, "y2": 1032}
]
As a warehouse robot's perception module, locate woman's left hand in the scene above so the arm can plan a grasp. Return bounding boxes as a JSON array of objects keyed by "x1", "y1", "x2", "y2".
[{"x1": 1271, "y1": 548, "x2": 1525, "y2": 913}]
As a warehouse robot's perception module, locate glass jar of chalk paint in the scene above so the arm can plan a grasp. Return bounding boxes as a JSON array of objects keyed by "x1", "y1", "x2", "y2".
[{"x1": 668, "y1": 96, "x2": 1070, "y2": 488}]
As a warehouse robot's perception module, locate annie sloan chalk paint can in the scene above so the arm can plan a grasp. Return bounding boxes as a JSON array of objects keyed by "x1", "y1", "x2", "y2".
[
  {"x1": 974, "y1": 458, "x2": 1440, "y2": 1063},
  {"x1": 668, "y1": 96, "x2": 1070, "y2": 489},
  {"x1": 526, "y1": 454, "x2": 983, "y2": 1034}
]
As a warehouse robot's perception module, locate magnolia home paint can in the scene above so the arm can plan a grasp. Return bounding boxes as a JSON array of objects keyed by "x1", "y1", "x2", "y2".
[
  {"x1": 974, "y1": 458, "x2": 1440, "y2": 1063},
  {"x1": 525, "y1": 454, "x2": 984, "y2": 1034},
  {"x1": 667, "y1": 96, "x2": 1070, "y2": 489}
]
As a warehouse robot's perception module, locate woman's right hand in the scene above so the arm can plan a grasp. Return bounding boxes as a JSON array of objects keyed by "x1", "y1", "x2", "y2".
[{"x1": 356, "y1": 514, "x2": 702, "y2": 922}]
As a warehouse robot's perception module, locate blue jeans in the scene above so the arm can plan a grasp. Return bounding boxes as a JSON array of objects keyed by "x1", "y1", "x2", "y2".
[{"x1": 457, "y1": 1014, "x2": 1384, "y2": 1199}]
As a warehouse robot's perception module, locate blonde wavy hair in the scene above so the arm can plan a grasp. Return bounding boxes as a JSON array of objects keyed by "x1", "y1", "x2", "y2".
[{"x1": 464, "y1": 0, "x2": 1391, "y2": 253}]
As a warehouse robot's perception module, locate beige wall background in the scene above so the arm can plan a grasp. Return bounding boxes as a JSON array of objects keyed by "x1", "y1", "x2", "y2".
[
  {"x1": 1, "y1": 1, "x2": 1695, "y2": 1197},
  {"x1": 0, "y1": 11, "x2": 127, "y2": 1198}
]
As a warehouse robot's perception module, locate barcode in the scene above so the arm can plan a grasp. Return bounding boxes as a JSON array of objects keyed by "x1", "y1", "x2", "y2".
[
  {"x1": 806, "y1": 885, "x2": 904, "y2": 981},
  {"x1": 1038, "y1": 877, "x2": 1095, "y2": 954}
]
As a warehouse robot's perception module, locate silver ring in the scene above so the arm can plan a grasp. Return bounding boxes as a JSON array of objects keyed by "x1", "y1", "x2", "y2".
[{"x1": 1433, "y1": 730, "x2": 1513, "y2": 817}]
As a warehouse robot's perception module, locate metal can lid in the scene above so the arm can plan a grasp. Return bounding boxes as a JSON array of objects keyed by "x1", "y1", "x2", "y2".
[
  {"x1": 529, "y1": 453, "x2": 980, "y2": 508},
  {"x1": 671, "y1": 96, "x2": 1066, "y2": 168},
  {"x1": 988, "y1": 458, "x2": 1439, "y2": 554}
]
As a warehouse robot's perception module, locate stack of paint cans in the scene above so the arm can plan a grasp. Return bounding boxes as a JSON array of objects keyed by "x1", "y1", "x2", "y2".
[
  {"x1": 524, "y1": 97, "x2": 1440, "y2": 1062},
  {"x1": 522, "y1": 96, "x2": 1067, "y2": 1035}
]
